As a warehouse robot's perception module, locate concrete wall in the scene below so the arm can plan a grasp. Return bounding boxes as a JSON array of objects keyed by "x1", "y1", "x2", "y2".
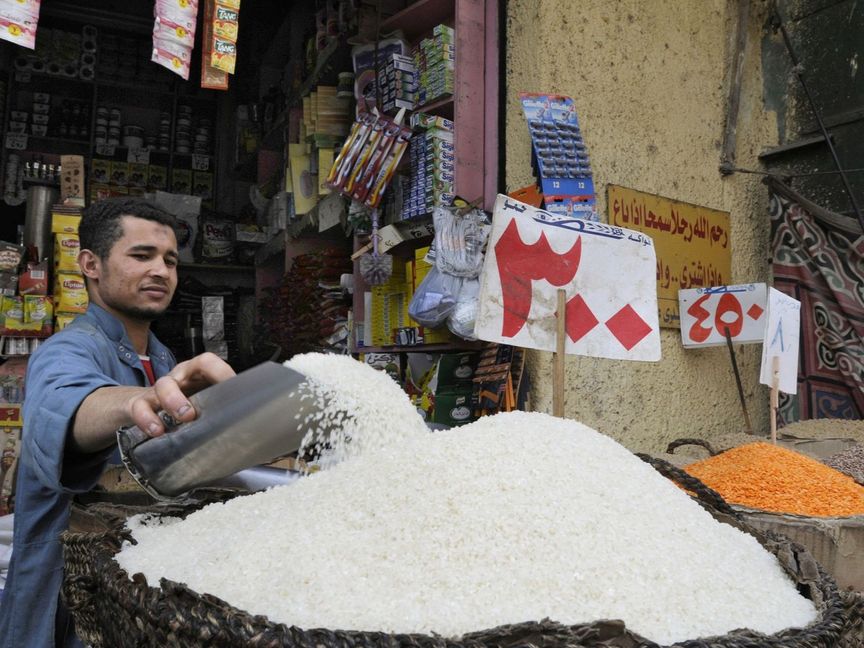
[{"x1": 506, "y1": 0, "x2": 779, "y2": 453}]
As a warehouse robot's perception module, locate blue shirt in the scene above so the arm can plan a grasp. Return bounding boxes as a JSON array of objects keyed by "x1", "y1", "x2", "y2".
[{"x1": 0, "y1": 303, "x2": 175, "y2": 648}]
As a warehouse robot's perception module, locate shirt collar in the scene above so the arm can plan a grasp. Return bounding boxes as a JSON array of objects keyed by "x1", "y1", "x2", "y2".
[{"x1": 84, "y1": 302, "x2": 172, "y2": 365}]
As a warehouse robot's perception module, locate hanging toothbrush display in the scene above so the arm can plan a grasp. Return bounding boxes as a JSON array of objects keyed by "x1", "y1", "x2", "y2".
[{"x1": 326, "y1": 107, "x2": 410, "y2": 209}]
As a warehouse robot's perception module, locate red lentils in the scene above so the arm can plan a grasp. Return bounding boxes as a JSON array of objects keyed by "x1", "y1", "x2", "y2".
[{"x1": 684, "y1": 442, "x2": 864, "y2": 517}]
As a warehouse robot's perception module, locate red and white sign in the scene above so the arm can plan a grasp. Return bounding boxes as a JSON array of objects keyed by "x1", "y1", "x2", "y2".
[
  {"x1": 678, "y1": 283, "x2": 767, "y2": 348},
  {"x1": 475, "y1": 195, "x2": 661, "y2": 361}
]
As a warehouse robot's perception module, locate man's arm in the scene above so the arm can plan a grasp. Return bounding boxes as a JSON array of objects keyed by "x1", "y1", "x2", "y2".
[{"x1": 70, "y1": 352, "x2": 236, "y2": 454}]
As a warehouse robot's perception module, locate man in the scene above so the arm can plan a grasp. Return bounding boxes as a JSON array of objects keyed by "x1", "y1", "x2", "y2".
[{"x1": 0, "y1": 198, "x2": 235, "y2": 647}]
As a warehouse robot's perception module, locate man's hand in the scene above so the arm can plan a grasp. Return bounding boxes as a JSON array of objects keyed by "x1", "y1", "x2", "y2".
[
  {"x1": 129, "y1": 352, "x2": 236, "y2": 437},
  {"x1": 72, "y1": 352, "x2": 236, "y2": 454}
]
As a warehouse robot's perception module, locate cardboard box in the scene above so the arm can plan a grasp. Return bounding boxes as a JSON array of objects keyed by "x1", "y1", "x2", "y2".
[
  {"x1": 90, "y1": 159, "x2": 111, "y2": 185},
  {"x1": 432, "y1": 389, "x2": 474, "y2": 427},
  {"x1": 737, "y1": 508, "x2": 864, "y2": 592},
  {"x1": 110, "y1": 161, "x2": 129, "y2": 186},
  {"x1": 147, "y1": 165, "x2": 167, "y2": 190},
  {"x1": 172, "y1": 168, "x2": 192, "y2": 194}
]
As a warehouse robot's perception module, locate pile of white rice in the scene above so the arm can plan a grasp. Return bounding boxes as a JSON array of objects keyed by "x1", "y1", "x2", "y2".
[{"x1": 116, "y1": 354, "x2": 818, "y2": 645}]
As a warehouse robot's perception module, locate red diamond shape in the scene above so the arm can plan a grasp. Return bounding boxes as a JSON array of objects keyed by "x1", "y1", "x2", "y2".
[
  {"x1": 605, "y1": 305, "x2": 652, "y2": 350},
  {"x1": 747, "y1": 304, "x2": 764, "y2": 321},
  {"x1": 564, "y1": 294, "x2": 599, "y2": 343}
]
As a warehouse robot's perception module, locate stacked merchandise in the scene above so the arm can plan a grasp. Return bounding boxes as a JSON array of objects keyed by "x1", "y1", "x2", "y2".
[
  {"x1": 362, "y1": 245, "x2": 453, "y2": 348},
  {"x1": 401, "y1": 113, "x2": 454, "y2": 220},
  {"x1": 51, "y1": 207, "x2": 86, "y2": 331},
  {"x1": 378, "y1": 53, "x2": 417, "y2": 114},
  {"x1": 472, "y1": 344, "x2": 525, "y2": 416},
  {"x1": 0, "y1": 359, "x2": 25, "y2": 515},
  {"x1": 7, "y1": 90, "x2": 89, "y2": 142},
  {"x1": 259, "y1": 248, "x2": 351, "y2": 357},
  {"x1": 0, "y1": 0, "x2": 40, "y2": 49},
  {"x1": 98, "y1": 31, "x2": 172, "y2": 90},
  {"x1": 303, "y1": 86, "x2": 353, "y2": 139},
  {"x1": 414, "y1": 24, "x2": 455, "y2": 106},
  {"x1": 90, "y1": 156, "x2": 167, "y2": 203},
  {"x1": 0, "y1": 239, "x2": 52, "y2": 353}
]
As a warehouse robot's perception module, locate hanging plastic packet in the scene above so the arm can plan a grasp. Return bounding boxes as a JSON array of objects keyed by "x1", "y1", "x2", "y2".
[
  {"x1": 408, "y1": 266, "x2": 463, "y2": 328},
  {"x1": 447, "y1": 276, "x2": 480, "y2": 340},
  {"x1": 432, "y1": 206, "x2": 490, "y2": 278}
]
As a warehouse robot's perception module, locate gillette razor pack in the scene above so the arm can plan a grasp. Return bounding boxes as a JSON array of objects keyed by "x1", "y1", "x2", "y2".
[{"x1": 520, "y1": 93, "x2": 598, "y2": 221}]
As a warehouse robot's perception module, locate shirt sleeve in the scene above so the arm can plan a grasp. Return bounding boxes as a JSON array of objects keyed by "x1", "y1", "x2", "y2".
[{"x1": 22, "y1": 332, "x2": 120, "y2": 494}]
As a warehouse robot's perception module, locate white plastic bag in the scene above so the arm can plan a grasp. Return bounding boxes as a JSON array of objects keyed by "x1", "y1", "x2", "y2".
[
  {"x1": 447, "y1": 277, "x2": 480, "y2": 340},
  {"x1": 408, "y1": 266, "x2": 463, "y2": 327}
]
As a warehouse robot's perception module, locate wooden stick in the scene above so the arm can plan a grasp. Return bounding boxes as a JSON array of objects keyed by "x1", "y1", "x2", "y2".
[
  {"x1": 724, "y1": 327, "x2": 753, "y2": 434},
  {"x1": 553, "y1": 288, "x2": 566, "y2": 417},
  {"x1": 770, "y1": 355, "x2": 780, "y2": 444}
]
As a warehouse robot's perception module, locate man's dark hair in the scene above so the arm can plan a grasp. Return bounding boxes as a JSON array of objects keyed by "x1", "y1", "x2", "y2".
[{"x1": 79, "y1": 198, "x2": 178, "y2": 259}]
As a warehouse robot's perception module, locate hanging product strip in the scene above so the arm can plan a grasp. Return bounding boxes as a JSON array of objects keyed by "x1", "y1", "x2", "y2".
[{"x1": 327, "y1": 107, "x2": 410, "y2": 208}]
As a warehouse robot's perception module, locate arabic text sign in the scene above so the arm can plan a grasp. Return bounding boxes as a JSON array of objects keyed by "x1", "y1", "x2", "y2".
[
  {"x1": 760, "y1": 288, "x2": 801, "y2": 394},
  {"x1": 607, "y1": 184, "x2": 731, "y2": 330},
  {"x1": 475, "y1": 195, "x2": 661, "y2": 361},
  {"x1": 678, "y1": 283, "x2": 767, "y2": 348}
]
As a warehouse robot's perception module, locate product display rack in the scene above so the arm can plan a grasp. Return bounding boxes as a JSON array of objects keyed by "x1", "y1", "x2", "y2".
[
  {"x1": 348, "y1": 0, "x2": 498, "y2": 354},
  {"x1": 1, "y1": 66, "x2": 219, "y2": 206}
]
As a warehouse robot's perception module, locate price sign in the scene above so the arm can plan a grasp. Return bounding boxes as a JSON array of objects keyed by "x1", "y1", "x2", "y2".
[
  {"x1": 759, "y1": 288, "x2": 801, "y2": 394},
  {"x1": 678, "y1": 283, "x2": 767, "y2": 347},
  {"x1": 4, "y1": 133, "x2": 28, "y2": 150},
  {"x1": 95, "y1": 143, "x2": 116, "y2": 157},
  {"x1": 126, "y1": 147, "x2": 150, "y2": 164},
  {"x1": 191, "y1": 154, "x2": 209, "y2": 171}
]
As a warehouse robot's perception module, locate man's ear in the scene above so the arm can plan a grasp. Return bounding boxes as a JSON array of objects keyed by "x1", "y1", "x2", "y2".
[{"x1": 78, "y1": 249, "x2": 100, "y2": 280}]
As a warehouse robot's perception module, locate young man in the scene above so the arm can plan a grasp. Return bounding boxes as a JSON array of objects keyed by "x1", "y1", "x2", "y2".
[{"x1": 0, "y1": 198, "x2": 235, "y2": 647}]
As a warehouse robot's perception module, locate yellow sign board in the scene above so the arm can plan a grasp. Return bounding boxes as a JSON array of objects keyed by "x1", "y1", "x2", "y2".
[{"x1": 607, "y1": 184, "x2": 732, "y2": 328}]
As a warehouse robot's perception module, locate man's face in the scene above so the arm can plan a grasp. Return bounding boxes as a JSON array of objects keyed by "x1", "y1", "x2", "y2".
[{"x1": 86, "y1": 215, "x2": 179, "y2": 322}]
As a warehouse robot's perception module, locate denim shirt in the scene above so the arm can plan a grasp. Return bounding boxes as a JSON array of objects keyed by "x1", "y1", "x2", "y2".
[{"x1": 0, "y1": 303, "x2": 175, "y2": 648}]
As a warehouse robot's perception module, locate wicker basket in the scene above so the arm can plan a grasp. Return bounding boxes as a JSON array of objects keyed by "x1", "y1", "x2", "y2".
[{"x1": 63, "y1": 458, "x2": 855, "y2": 648}]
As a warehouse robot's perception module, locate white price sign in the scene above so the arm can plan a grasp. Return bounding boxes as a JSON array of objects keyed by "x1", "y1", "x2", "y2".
[
  {"x1": 95, "y1": 144, "x2": 116, "y2": 157},
  {"x1": 760, "y1": 287, "x2": 801, "y2": 394},
  {"x1": 191, "y1": 154, "x2": 209, "y2": 171},
  {"x1": 678, "y1": 283, "x2": 767, "y2": 347},
  {"x1": 4, "y1": 133, "x2": 28, "y2": 150},
  {"x1": 126, "y1": 147, "x2": 150, "y2": 164}
]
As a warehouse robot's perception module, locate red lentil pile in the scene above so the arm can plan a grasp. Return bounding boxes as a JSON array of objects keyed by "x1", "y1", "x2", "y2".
[{"x1": 684, "y1": 441, "x2": 864, "y2": 517}]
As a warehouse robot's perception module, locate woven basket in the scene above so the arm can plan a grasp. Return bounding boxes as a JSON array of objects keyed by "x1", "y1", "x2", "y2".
[{"x1": 63, "y1": 458, "x2": 854, "y2": 648}]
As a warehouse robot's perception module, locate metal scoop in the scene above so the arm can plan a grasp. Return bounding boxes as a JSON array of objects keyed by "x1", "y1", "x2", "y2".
[{"x1": 117, "y1": 361, "x2": 326, "y2": 501}]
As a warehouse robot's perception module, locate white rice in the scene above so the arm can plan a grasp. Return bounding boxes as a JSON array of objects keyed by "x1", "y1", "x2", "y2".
[{"x1": 116, "y1": 355, "x2": 818, "y2": 645}]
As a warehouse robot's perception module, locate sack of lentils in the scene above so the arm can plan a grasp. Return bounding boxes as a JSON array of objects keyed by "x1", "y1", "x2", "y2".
[{"x1": 65, "y1": 354, "x2": 850, "y2": 647}]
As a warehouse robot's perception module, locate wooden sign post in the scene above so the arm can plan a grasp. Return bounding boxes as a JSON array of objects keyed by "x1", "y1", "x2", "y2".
[
  {"x1": 553, "y1": 288, "x2": 566, "y2": 417},
  {"x1": 770, "y1": 356, "x2": 780, "y2": 444},
  {"x1": 760, "y1": 288, "x2": 801, "y2": 441},
  {"x1": 679, "y1": 283, "x2": 767, "y2": 434}
]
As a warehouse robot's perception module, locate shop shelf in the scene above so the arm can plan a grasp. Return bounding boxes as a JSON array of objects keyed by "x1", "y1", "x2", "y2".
[
  {"x1": 381, "y1": 0, "x2": 456, "y2": 41},
  {"x1": 179, "y1": 262, "x2": 255, "y2": 273}
]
